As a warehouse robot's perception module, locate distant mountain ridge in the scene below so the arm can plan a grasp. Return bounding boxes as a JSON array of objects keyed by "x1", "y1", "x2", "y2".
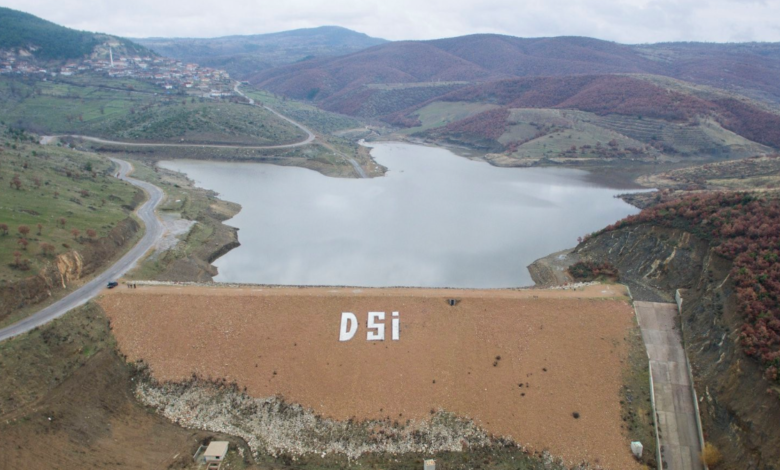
[
  {"x1": 135, "y1": 26, "x2": 387, "y2": 78},
  {"x1": 250, "y1": 34, "x2": 780, "y2": 105},
  {"x1": 0, "y1": 7, "x2": 151, "y2": 60}
]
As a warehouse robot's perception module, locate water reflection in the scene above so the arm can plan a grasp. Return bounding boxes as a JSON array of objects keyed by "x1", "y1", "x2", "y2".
[{"x1": 160, "y1": 142, "x2": 642, "y2": 287}]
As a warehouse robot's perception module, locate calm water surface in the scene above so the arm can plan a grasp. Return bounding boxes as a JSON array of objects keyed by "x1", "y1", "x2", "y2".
[{"x1": 160, "y1": 142, "x2": 642, "y2": 287}]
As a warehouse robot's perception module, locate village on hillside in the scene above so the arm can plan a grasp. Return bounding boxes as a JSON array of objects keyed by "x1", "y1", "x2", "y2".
[{"x1": 0, "y1": 46, "x2": 234, "y2": 97}]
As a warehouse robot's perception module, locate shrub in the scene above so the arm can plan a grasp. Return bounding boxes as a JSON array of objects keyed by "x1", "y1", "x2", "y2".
[
  {"x1": 701, "y1": 442, "x2": 722, "y2": 467},
  {"x1": 605, "y1": 192, "x2": 780, "y2": 382},
  {"x1": 568, "y1": 261, "x2": 619, "y2": 281},
  {"x1": 39, "y1": 242, "x2": 55, "y2": 257}
]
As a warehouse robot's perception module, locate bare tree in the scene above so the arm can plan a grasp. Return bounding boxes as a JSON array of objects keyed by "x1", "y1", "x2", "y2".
[
  {"x1": 18, "y1": 225, "x2": 30, "y2": 238},
  {"x1": 10, "y1": 174, "x2": 22, "y2": 190}
]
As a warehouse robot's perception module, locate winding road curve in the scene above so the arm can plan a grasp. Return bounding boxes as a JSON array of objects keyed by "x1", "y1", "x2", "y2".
[
  {"x1": 0, "y1": 158, "x2": 165, "y2": 343},
  {"x1": 46, "y1": 83, "x2": 366, "y2": 177},
  {"x1": 44, "y1": 83, "x2": 314, "y2": 150},
  {"x1": 233, "y1": 83, "x2": 367, "y2": 178},
  {"x1": 0, "y1": 87, "x2": 370, "y2": 342}
]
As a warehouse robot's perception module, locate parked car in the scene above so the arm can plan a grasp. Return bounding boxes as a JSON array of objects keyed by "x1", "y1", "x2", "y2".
[{"x1": 107, "y1": 281, "x2": 119, "y2": 289}]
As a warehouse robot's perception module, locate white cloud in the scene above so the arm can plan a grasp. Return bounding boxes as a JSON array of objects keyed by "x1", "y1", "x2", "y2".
[{"x1": 4, "y1": 0, "x2": 780, "y2": 42}]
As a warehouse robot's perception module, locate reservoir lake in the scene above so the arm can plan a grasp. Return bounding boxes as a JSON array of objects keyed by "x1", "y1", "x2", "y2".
[{"x1": 159, "y1": 142, "x2": 644, "y2": 288}]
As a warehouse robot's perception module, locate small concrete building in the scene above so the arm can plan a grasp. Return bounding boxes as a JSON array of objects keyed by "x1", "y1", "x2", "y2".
[
  {"x1": 424, "y1": 459, "x2": 436, "y2": 470},
  {"x1": 203, "y1": 441, "x2": 229, "y2": 469}
]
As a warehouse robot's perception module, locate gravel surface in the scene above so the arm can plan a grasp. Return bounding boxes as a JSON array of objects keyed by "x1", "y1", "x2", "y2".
[
  {"x1": 150, "y1": 212, "x2": 196, "y2": 260},
  {"x1": 100, "y1": 284, "x2": 641, "y2": 469}
]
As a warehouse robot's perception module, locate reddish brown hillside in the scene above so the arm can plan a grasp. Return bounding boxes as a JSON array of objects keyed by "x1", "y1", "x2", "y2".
[
  {"x1": 404, "y1": 76, "x2": 780, "y2": 151},
  {"x1": 427, "y1": 107, "x2": 511, "y2": 149},
  {"x1": 636, "y1": 42, "x2": 780, "y2": 103},
  {"x1": 430, "y1": 35, "x2": 655, "y2": 76},
  {"x1": 252, "y1": 41, "x2": 494, "y2": 101},
  {"x1": 250, "y1": 34, "x2": 780, "y2": 153},
  {"x1": 251, "y1": 35, "x2": 780, "y2": 108},
  {"x1": 605, "y1": 193, "x2": 780, "y2": 383},
  {"x1": 713, "y1": 98, "x2": 780, "y2": 149},
  {"x1": 438, "y1": 75, "x2": 717, "y2": 121}
]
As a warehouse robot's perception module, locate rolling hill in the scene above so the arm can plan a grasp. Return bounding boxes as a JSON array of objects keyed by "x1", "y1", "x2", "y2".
[
  {"x1": 400, "y1": 75, "x2": 779, "y2": 161},
  {"x1": 0, "y1": 76, "x2": 306, "y2": 145},
  {"x1": 135, "y1": 26, "x2": 387, "y2": 79},
  {"x1": 0, "y1": 7, "x2": 151, "y2": 60},
  {"x1": 248, "y1": 34, "x2": 780, "y2": 163},
  {"x1": 250, "y1": 34, "x2": 780, "y2": 107}
]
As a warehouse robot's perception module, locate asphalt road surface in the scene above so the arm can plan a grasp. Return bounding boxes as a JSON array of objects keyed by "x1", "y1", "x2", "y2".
[
  {"x1": 234, "y1": 83, "x2": 366, "y2": 178},
  {"x1": 635, "y1": 301, "x2": 704, "y2": 470},
  {"x1": 43, "y1": 83, "x2": 315, "y2": 151},
  {"x1": 43, "y1": 84, "x2": 367, "y2": 178},
  {"x1": 0, "y1": 157, "x2": 164, "y2": 343},
  {"x1": 233, "y1": 83, "x2": 315, "y2": 148}
]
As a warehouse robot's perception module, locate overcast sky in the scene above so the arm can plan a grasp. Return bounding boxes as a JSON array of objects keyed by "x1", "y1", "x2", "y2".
[{"x1": 4, "y1": 0, "x2": 780, "y2": 43}]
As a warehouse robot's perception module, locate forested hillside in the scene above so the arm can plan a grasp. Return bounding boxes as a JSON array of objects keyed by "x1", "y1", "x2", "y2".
[
  {"x1": 0, "y1": 7, "x2": 98, "y2": 59},
  {"x1": 0, "y1": 7, "x2": 151, "y2": 61}
]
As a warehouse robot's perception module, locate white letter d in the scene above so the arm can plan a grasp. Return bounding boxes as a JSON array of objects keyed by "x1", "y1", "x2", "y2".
[{"x1": 339, "y1": 312, "x2": 358, "y2": 342}]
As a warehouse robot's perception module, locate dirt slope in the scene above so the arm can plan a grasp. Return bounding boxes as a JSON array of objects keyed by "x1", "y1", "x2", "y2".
[{"x1": 100, "y1": 284, "x2": 641, "y2": 470}]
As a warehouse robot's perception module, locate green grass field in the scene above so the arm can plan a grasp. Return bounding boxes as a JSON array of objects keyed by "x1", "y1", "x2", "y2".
[
  {"x1": 0, "y1": 126, "x2": 140, "y2": 282},
  {"x1": 0, "y1": 76, "x2": 307, "y2": 145},
  {"x1": 402, "y1": 101, "x2": 500, "y2": 135},
  {"x1": 99, "y1": 99, "x2": 306, "y2": 145},
  {"x1": 242, "y1": 87, "x2": 361, "y2": 135}
]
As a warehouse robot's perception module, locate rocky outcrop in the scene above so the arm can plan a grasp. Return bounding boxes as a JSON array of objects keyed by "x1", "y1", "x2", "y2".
[
  {"x1": 0, "y1": 217, "x2": 140, "y2": 321},
  {"x1": 577, "y1": 225, "x2": 780, "y2": 469},
  {"x1": 527, "y1": 249, "x2": 580, "y2": 286}
]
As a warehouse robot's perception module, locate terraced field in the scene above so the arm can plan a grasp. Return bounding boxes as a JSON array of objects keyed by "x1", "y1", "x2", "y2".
[
  {"x1": 592, "y1": 114, "x2": 768, "y2": 157},
  {"x1": 406, "y1": 100, "x2": 773, "y2": 163}
]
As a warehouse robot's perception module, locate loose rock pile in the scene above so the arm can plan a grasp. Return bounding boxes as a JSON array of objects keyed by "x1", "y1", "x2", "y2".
[{"x1": 136, "y1": 379, "x2": 491, "y2": 460}]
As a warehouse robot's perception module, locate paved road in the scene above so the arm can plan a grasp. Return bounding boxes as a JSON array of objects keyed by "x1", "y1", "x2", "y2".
[
  {"x1": 47, "y1": 130, "x2": 313, "y2": 150},
  {"x1": 0, "y1": 158, "x2": 165, "y2": 343},
  {"x1": 634, "y1": 301, "x2": 704, "y2": 470},
  {"x1": 232, "y1": 83, "x2": 315, "y2": 148},
  {"x1": 45, "y1": 84, "x2": 367, "y2": 178},
  {"x1": 44, "y1": 84, "x2": 315, "y2": 151},
  {"x1": 234, "y1": 83, "x2": 367, "y2": 178}
]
